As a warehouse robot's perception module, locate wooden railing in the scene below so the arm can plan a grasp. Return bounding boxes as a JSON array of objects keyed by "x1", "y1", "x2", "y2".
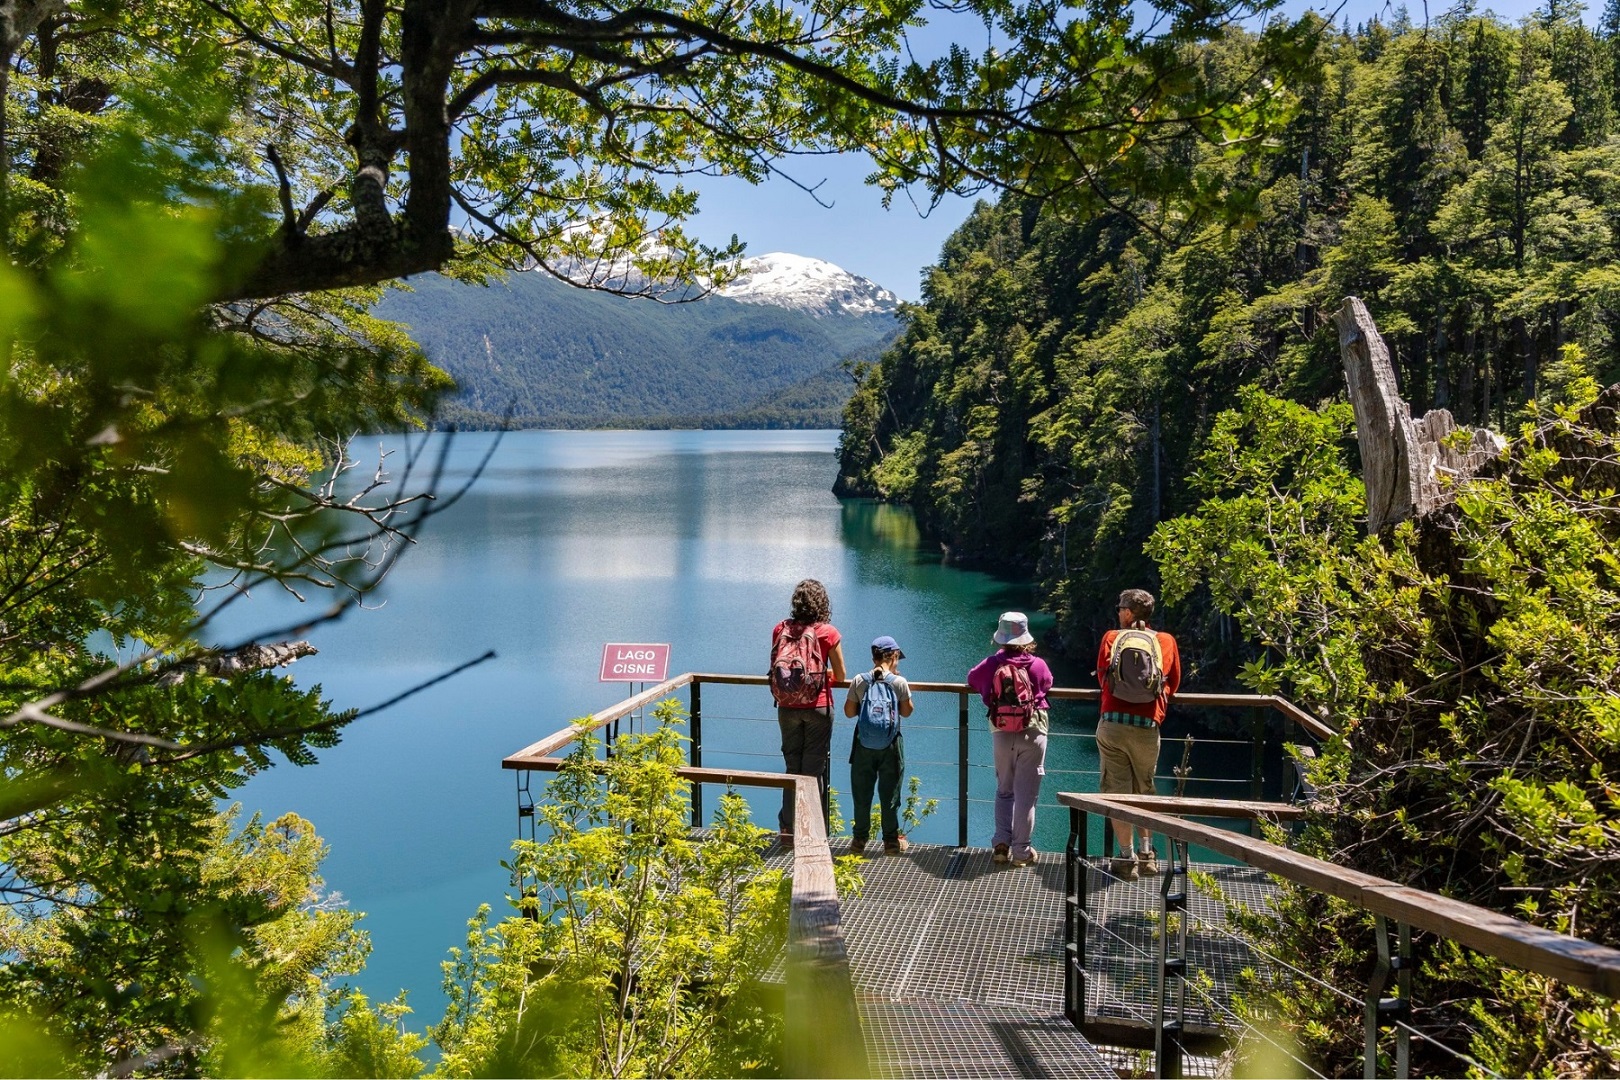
[
  {"x1": 508, "y1": 673, "x2": 1339, "y2": 847},
  {"x1": 1058, "y1": 792, "x2": 1620, "y2": 1078},
  {"x1": 498, "y1": 672, "x2": 1339, "y2": 1077}
]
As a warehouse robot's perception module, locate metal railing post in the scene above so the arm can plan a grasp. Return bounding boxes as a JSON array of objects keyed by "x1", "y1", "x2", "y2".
[
  {"x1": 1249, "y1": 707, "x2": 1267, "y2": 803},
  {"x1": 1364, "y1": 915, "x2": 1413, "y2": 1079},
  {"x1": 1155, "y1": 837, "x2": 1190, "y2": 1079},
  {"x1": 516, "y1": 769, "x2": 538, "y2": 920},
  {"x1": 690, "y1": 680, "x2": 703, "y2": 829},
  {"x1": 958, "y1": 690, "x2": 970, "y2": 848},
  {"x1": 1065, "y1": 806, "x2": 1089, "y2": 1026}
]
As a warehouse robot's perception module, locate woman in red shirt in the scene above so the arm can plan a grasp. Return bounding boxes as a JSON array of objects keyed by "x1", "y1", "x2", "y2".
[{"x1": 769, "y1": 579, "x2": 847, "y2": 840}]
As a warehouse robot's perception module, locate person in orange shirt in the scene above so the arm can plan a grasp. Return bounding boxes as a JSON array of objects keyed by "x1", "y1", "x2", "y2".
[{"x1": 1095, "y1": 588, "x2": 1181, "y2": 880}]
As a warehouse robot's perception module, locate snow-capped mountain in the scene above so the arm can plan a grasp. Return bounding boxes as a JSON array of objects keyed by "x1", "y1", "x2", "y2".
[{"x1": 718, "y1": 252, "x2": 899, "y2": 319}]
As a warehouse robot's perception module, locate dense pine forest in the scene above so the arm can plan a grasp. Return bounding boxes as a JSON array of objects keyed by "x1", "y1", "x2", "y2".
[
  {"x1": 839, "y1": 5, "x2": 1620, "y2": 672},
  {"x1": 841, "y1": 10, "x2": 1620, "y2": 1073}
]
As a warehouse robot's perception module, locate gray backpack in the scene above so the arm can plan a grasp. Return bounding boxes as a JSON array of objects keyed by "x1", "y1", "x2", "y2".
[{"x1": 1106, "y1": 628, "x2": 1165, "y2": 704}]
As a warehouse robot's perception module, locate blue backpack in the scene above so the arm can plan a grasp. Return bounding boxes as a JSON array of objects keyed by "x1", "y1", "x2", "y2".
[{"x1": 855, "y1": 671, "x2": 901, "y2": 749}]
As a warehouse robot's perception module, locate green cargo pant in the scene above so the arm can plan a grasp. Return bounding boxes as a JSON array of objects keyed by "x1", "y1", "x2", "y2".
[{"x1": 849, "y1": 734, "x2": 904, "y2": 843}]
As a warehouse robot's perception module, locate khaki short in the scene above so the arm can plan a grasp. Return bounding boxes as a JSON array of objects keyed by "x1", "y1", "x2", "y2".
[{"x1": 1096, "y1": 719, "x2": 1160, "y2": 795}]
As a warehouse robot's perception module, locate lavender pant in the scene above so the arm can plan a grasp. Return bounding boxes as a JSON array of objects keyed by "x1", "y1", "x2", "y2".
[{"x1": 992, "y1": 728, "x2": 1048, "y2": 859}]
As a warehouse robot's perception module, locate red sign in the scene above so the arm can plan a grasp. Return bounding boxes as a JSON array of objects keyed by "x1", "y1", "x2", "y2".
[{"x1": 599, "y1": 643, "x2": 671, "y2": 683}]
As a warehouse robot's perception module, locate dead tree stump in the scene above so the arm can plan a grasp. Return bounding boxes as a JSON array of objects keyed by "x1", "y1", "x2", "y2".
[{"x1": 1334, "y1": 296, "x2": 1505, "y2": 533}]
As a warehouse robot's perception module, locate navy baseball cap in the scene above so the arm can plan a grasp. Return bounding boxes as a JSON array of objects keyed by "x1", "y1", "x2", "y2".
[{"x1": 872, "y1": 635, "x2": 906, "y2": 659}]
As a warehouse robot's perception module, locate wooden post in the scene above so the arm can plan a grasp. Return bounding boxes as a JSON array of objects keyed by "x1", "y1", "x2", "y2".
[{"x1": 784, "y1": 779, "x2": 868, "y2": 1077}]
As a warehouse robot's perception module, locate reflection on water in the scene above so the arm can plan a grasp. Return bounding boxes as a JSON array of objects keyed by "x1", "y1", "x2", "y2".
[{"x1": 217, "y1": 429, "x2": 1236, "y2": 1026}]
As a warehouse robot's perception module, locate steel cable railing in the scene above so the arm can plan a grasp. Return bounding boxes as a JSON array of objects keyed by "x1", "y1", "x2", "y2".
[
  {"x1": 1059, "y1": 792, "x2": 1620, "y2": 1080},
  {"x1": 1180, "y1": 914, "x2": 1502, "y2": 1078},
  {"x1": 503, "y1": 673, "x2": 1339, "y2": 1077}
]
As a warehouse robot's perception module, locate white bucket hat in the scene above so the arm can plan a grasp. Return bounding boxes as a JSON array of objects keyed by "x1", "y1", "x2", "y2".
[{"x1": 993, "y1": 611, "x2": 1034, "y2": 646}]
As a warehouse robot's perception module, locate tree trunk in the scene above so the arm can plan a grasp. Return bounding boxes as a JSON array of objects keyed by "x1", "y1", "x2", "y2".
[
  {"x1": 1459, "y1": 319, "x2": 1478, "y2": 425},
  {"x1": 1518, "y1": 315, "x2": 1535, "y2": 400},
  {"x1": 1335, "y1": 297, "x2": 1505, "y2": 534},
  {"x1": 1433, "y1": 305, "x2": 1451, "y2": 409}
]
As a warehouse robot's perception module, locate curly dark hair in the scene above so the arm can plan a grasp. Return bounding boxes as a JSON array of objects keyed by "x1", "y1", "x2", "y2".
[{"x1": 789, "y1": 579, "x2": 831, "y2": 624}]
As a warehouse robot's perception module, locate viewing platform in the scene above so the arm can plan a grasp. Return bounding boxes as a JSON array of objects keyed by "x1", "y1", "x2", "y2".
[
  {"x1": 504, "y1": 672, "x2": 1620, "y2": 1079},
  {"x1": 790, "y1": 838, "x2": 1276, "y2": 1079}
]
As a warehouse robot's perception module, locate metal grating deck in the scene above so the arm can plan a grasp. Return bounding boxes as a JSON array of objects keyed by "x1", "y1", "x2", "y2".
[
  {"x1": 861, "y1": 1002, "x2": 1116, "y2": 1079},
  {"x1": 1081, "y1": 861, "x2": 1277, "y2": 1032},
  {"x1": 811, "y1": 839, "x2": 1277, "y2": 1079}
]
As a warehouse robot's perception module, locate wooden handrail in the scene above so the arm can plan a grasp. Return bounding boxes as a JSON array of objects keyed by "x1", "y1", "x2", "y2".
[
  {"x1": 1095, "y1": 795, "x2": 1309, "y2": 820},
  {"x1": 511, "y1": 754, "x2": 866, "y2": 1077},
  {"x1": 678, "y1": 673, "x2": 1339, "y2": 740},
  {"x1": 499, "y1": 674, "x2": 1338, "y2": 1072},
  {"x1": 502, "y1": 672, "x2": 695, "y2": 768},
  {"x1": 1060, "y1": 793, "x2": 1620, "y2": 997}
]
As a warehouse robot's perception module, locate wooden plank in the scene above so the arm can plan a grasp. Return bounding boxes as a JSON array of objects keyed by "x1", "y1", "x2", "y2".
[
  {"x1": 1365, "y1": 887, "x2": 1620, "y2": 997},
  {"x1": 1101, "y1": 795, "x2": 1309, "y2": 820},
  {"x1": 783, "y1": 777, "x2": 866, "y2": 1077},
  {"x1": 677, "y1": 673, "x2": 1339, "y2": 737},
  {"x1": 677, "y1": 765, "x2": 796, "y2": 789},
  {"x1": 1264, "y1": 695, "x2": 1338, "y2": 739},
  {"x1": 687, "y1": 672, "x2": 770, "y2": 686},
  {"x1": 1060, "y1": 793, "x2": 1620, "y2": 994},
  {"x1": 501, "y1": 673, "x2": 694, "y2": 768},
  {"x1": 1045, "y1": 686, "x2": 1103, "y2": 701},
  {"x1": 1062, "y1": 792, "x2": 1436, "y2": 907},
  {"x1": 512, "y1": 757, "x2": 804, "y2": 794}
]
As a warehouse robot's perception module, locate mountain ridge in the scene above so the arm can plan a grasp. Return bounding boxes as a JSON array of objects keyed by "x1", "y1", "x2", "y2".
[
  {"x1": 378, "y1": 256, "x2": 899, "y2": 428},
  {"x1": 717, "y1": 252, "x2": 900, "y2": 319}
]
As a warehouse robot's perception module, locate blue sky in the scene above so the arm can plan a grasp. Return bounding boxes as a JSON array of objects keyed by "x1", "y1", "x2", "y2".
[{"x1": 690, "y1": 0, "x2": 1562, "y2": 300}]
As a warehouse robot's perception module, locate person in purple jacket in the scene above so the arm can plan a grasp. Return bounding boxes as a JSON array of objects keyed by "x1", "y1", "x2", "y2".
[{"x1": 967, "y1": 612, "x2": 1054, "y2": 867}]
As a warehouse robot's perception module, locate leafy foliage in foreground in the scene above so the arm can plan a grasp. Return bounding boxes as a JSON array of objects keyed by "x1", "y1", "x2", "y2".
[
  {"x1": 1154, "y1": 383, "x2": 1620, "y2": 1076},
  {"x1": 1, "y1": 40, "x2": 444, "y2": 1080},
  {"x1": 433, "y1": 703, "x2": 789, "y2": 1078}
]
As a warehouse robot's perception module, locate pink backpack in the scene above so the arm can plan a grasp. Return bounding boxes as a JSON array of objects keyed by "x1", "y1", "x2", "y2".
[
  {"x1": 989, "y1": 660, "x2": 1036, "y2": 732},
  {"x1": 770, "y1": 622, "x2": 827, "y2": 708}
]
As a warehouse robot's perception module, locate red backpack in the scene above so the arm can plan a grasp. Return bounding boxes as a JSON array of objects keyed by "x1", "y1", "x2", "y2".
[
  {"x1": 770, "y1": 622, "x2": 827, "y2": 708},
  {"x1": 989, "y1": 660, "x2": 1036, "y2": 732}
]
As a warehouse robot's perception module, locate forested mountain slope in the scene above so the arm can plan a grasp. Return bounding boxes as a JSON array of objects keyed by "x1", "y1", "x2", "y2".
[
  {"x1": 379, "y1": 268, "x2": 897, "y2": 428},
  {"x1": 839, "y1": 8, "x2": 1620, "y2": 673}
]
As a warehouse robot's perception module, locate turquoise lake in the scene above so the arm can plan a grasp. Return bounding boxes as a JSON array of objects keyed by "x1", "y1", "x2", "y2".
[{"x1": 221, "y1": 428, "x2": 1244, "y2": 1027}]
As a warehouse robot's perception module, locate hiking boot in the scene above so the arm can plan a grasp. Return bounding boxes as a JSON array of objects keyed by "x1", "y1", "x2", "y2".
[
  {"x1": 1136, "y1": 848, "x2": 1159, "y2": 875},
  {"x1": 884, "y1": 835, "x2": 910, "y2": 855},
  {"x1": 851, "y1": 837, "x2": 868, "y2": 856},
  {"x1": 992, "y1": 843, "x2": 1011, "y2": 864},
  {"x1": 1010, "y1": 848, "x2": 1038, "y2": 867},
  {"x1": 1110, "y1": 854, "x2": 1140, "y2": 881},
  {"x1": 778, "y1": 832, "x2": 794, "y2": 850}
]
